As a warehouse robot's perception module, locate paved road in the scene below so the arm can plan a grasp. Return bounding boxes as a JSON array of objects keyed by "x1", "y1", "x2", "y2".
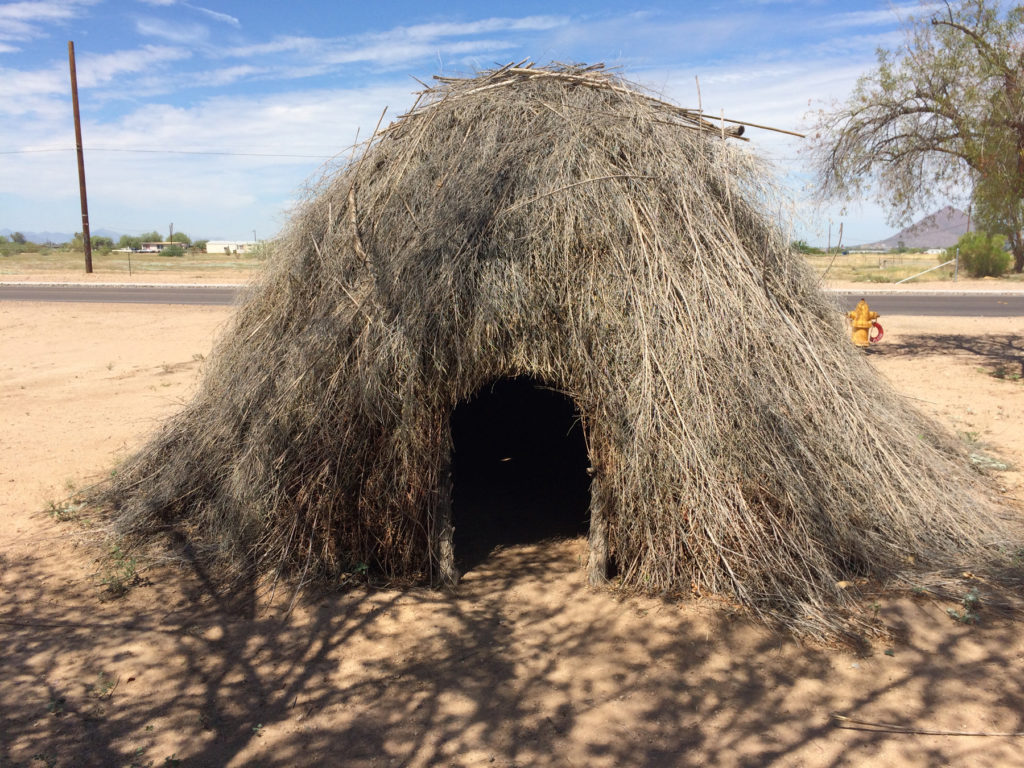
[
  {"x1": 827, "y1": 291, "x2": 1024, "y2": 317},
  {"x1": 1, "y1": 283, "x2": 1023, "y2": 316},
  {"x1": 0, "y1": 283, "x2": 240, "y2": 306}
]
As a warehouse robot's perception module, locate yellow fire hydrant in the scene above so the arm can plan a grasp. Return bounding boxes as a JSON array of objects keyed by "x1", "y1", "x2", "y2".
[{"x1": 847, "y1": 298, "x2": 881, "y2": 347}]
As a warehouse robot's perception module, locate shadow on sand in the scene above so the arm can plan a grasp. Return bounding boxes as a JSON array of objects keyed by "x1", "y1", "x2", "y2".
[
  {"x1": 3, "y1": 529, "x2": 1023, "y2": 767},
  {"x1": 875, "y1": 332, "x2": 1024, "y2": 381}
]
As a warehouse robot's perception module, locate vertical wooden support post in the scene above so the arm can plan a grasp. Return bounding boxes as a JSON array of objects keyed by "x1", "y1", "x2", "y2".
[
  {"x1": 68, "y1": 41, "x2": 92, "y2": 274},
  {"x1": 587, "y1": 472, "x2": 609, "y2": 584},
  {"x1": 432, "y1": 419, "x2": 459, "y2": 586}
]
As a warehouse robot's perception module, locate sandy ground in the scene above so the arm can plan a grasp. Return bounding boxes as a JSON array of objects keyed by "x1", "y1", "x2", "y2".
[
  {"x1": 825, "y1": 278, "x2": 1024, "y2": 293},
  {"x1": 2, "y1": 300, "x2": 1023, "y2": 767}
]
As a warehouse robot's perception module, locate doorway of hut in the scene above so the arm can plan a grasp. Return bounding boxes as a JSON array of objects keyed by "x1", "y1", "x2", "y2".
[{"x1": 450, "y1": 376, "x2": 592, "y2": 572}]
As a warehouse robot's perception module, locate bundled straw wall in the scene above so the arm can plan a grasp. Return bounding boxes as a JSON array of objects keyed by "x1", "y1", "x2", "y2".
[{"x1": 99, "y1": 65, "x2": 1017, "y2": 638}]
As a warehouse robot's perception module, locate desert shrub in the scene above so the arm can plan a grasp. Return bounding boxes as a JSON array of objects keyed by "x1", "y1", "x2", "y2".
[
  {"x1": 91, "y1": 236, "x2": 114, "y2": 253},
  {"x1": 246, "y1": 241, "x2": 272, "y2": 260},
  {"x1": 161, "y1": 245, "x2": 185, "y2": 258},
  {"x1": 791, "y1": 239, "x2": 822, "y2": 254},
  {"x1": 946, "y1": 231, "x2": 1011, "y2": 277},
  {"x1": 1, "y1": 240, "x2": 41, "y2": 255}
]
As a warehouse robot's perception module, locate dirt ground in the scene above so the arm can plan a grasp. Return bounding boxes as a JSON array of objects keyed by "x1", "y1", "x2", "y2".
[{"x1": 2, "y1": 297, "x2": 1023, "y2": 767}]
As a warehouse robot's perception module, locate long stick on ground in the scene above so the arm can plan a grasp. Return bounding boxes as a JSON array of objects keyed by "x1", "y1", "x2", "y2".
[{"x1": 832, "y1": 713, "x2": 1024, "y2": 737}]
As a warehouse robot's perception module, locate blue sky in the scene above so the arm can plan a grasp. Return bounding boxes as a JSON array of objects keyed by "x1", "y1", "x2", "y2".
[{"x1": 0, "y1": 0, "x2": 947, "y2": 244}]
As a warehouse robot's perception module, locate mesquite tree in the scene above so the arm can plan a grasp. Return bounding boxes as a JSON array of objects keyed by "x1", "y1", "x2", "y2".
[{"x1": 809, "y1": 0, "x2": 1024, "y2": 272}]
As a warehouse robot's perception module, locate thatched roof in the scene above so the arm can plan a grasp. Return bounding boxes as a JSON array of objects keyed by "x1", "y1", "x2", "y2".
[{"x1": 97, "y1": 64, "x2": 1018, "y2": 640}]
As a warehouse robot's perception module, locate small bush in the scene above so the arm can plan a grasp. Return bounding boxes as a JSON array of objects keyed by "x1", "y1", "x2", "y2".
[
  {"x1": 100, "y1": 544, "x2": 140, "y2": 597},
  {"x1": 247, "y1": 241, "x2": 272, "y2": 260},
  {"x1": 946, "y1": 232, "x2": 1011, "y2": 277},
  {"x1": 0, "y1": 240, "x2": 42, "y2": 255},
  {"x1": 91, "y1": 236, "x2": 114, "y2": 252},
  {"x1": 947, "y1": 587, "x2": 981, "y2": 624},
  {"x1": 161, "y1": 245, "x2": 185, "y2": 258},
  {"x1": 791, "y1": 239, "x2": 822, "y2": 254}
]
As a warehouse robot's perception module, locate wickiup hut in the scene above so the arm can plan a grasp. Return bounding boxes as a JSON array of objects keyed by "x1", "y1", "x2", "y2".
[{"x1": 99, "y1": 64, "x2": 1017, "y2": 639}]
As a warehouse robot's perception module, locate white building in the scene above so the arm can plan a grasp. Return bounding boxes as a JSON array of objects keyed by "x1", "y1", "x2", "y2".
[
  {"x1": 206, "y1": 240, "x2": 258, "y2": 255},
  {"x1": 140, "y1": 241, "x2": 179, "y2": 253}
]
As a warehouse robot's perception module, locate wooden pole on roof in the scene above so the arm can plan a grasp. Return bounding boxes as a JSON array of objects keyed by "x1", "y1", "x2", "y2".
[{"x1": 68, "y1": 41, "x2": 92, "y2": 274}]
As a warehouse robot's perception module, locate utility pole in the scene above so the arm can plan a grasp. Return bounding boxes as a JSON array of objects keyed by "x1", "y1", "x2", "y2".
[
  {"x1": 169, "y1": 222, "x2": 174, "y2": 242},
  {"x1": 68, "y1": 41, "x2": 92, "y2": 273}
]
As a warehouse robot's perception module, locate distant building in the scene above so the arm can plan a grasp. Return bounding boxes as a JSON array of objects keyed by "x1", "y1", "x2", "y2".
[
  {"x1": 206, "y1": 240, "x2": 258, "y2": 255},
  {"x1": 140, "y1": 241, "x2": 180, "y2": 253}
]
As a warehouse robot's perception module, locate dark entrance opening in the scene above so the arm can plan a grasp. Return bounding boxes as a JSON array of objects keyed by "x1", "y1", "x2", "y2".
[{"x1": 450, "y1": 376, "x2": 592, "y2": 572}]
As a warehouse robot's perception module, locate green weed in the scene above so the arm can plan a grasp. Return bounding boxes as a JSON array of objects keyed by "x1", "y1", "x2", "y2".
[
  {"x1": 100, "y1": 544, "x2": 141, "y2": 598},
  {"x1": 990, "y1": 364, "x2": 1022, "y2": 381},
  {"x1": 46, "y1": 693, "x2": 66, "y2": 717},
  {"x1": 47, "y1": 500, "x2": 82, "y2": 522},
  {"x1": 959, "y1": 430, "x2": 981, "y2": 444},
  {"x1": 88, "y1": 672, "x2": 117, "y2": 700},
  {"x1": 1013, "y1": 548, "x2": 1024, "y2": 568},
  {"x1": 947, "y1": 587, "x2": 981, "y2": 624}
]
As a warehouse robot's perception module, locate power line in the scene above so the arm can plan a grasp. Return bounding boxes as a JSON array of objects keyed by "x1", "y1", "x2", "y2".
[
  {"x1": 0, "y1": 148, "x2": 68, "y2": 154},
  {"x1": 0, "y1": 147, "x2": 336, "y2": 159}
]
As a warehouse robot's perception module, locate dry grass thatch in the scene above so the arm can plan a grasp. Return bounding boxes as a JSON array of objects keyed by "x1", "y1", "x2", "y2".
[{"x1": 96, "y1": 64, "x2": 1021, "y2": 640}]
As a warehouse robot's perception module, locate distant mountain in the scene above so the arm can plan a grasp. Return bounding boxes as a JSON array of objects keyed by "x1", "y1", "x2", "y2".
[
  {"x1": 1, "y1": 228, "x2": 74, "y2": 244},
  {"x1": 854, "y1": 206, "x2": 971, "y2": 250},
  {"x1": 2, "y1": 227, "x2": 127, "y2": 244}
]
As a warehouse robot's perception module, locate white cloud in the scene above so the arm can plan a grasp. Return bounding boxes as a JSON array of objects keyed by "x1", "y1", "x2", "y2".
[
  {"x1": 203, "y1": 17, "x2": 565, "y2": 80},
  {"x1": 546, "y1": 13, "x2": 748, "y2": 60},
  {"x1": 186, "y1": 64, "x2": 264, "y2": 87},
  {"x1": 136, "y1": 17, "x2": 210, "y2": 44},
  {"x1": 819, "y1": 2, "x2": 942, "y2": 29},
  {"x1": 0, "y1": 45, "x2": 190, "y2": 110},
  {"x1": 324, "y1": 38, "x2": 518, "y2": 68},
  {"x1": 219, "y1": 15, "x2": 568, "y2": 64},
  {"x1": 0, "y1": 0, "x2": 97, "y2": 41},
  {"x1": 0, "y1": 64, "x2": 65, "y2": 100},
  {"x1": 135, "y1": 1, "x2": 240, "y2": 29},
  {"x1": 0, "y1": 0, "x2": 82, "y2": 22},
  {"x1": 797, "y1": 30, "x2": 904, "y2": 59},
  {"x1": 185, "y1": 3, "x2": 240, "y2": 27},
  {"x1": 0, "y1": 80, "x2": 418, "y2": 239},
  {"x1": 81, "y1": 45, "x2": 192, "y2": 85},
  {"x1": 393, "y1": 15, "x2": 568, "y2": 39},
  {"x1": 221, "y1": 36, "x2": 315, "y2": 58}
]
